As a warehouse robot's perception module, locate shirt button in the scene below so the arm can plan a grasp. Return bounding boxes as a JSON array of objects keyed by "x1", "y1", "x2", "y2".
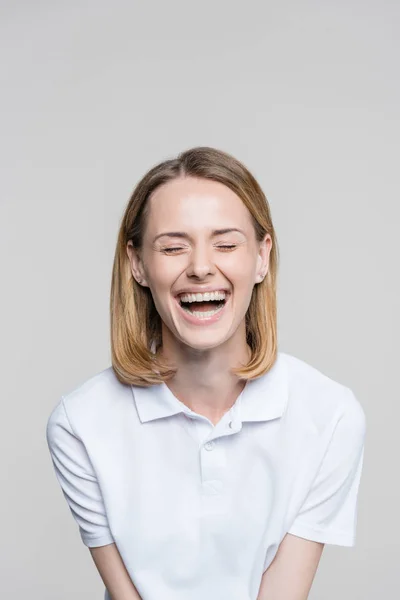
[{"x1": 204, "y1": 441, "x2": 215, "y2": 451}]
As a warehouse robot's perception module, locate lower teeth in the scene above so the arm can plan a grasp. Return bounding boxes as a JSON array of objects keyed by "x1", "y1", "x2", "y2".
[{"x1": 181, "y1": 303, "x2": 225, "y2": 319}]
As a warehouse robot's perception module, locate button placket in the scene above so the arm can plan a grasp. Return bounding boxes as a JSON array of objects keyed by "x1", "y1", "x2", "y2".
[
  {"x1": 199, "y1": 418, "x2": 243, "y2": 515},
  {"x1": 201, "y1": 437, "x2": 225, "y2": 483}
]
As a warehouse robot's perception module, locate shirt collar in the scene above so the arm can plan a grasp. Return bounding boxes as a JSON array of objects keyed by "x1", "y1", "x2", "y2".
[{"x1": 132, "y1": 351, "x2": 288, "y2": 424}]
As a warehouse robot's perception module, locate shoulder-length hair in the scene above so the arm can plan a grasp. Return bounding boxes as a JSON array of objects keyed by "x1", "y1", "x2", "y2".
[{"x1": 110, "y1": 146, "x2": 279, "y2": 387}]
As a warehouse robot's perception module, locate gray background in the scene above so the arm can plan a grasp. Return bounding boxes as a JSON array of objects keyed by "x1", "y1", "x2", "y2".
[{"x1": 1, "y1": 0, "x2": 398, "y2": 598}]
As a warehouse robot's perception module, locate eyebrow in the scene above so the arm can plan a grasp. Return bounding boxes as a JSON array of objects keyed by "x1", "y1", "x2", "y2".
[{"x1": 153, "y1": 228, "x2": 247, "y2": 243}]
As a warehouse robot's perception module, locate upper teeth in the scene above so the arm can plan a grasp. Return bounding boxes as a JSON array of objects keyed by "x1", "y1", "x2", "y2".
[{"x1": 178, "y1": 291, "x2": 227, "y2": 303}]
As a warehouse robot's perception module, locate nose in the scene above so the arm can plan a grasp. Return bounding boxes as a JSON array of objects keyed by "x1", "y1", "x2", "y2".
[{"x1": 185, "y1": 242, "x2": 216, "y2": 279}]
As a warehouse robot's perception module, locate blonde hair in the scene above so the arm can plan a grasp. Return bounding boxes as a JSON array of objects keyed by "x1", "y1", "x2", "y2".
[{"x1": 110, "y1": 146, "x2": 280, "y2": 386}]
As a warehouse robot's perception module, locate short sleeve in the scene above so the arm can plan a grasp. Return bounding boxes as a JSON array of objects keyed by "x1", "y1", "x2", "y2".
[
  {"x1": 46, "y1": 397, "x2": 115, "y2": 548},
  {"x1": 288, "y1": 388, "x2": 367, "y2": 547}
]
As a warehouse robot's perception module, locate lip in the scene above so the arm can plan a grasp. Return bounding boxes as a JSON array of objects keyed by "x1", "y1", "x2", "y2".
[
  {"x1": 173, "y1": 293, "x2": 231, "y2": 326},
  {"x1": 174, "y1": 287, "x2": 231, "y2": 298}
]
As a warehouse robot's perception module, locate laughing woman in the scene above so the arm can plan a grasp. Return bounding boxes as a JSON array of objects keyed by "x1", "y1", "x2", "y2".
[{"x1": 46, "y1": 146, "x2": 366, "y2": 600}]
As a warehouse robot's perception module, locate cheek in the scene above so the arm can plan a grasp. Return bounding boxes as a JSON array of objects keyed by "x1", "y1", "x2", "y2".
[
  {"x1": 148, "y1": 257, "x2": 181, "y2": 285},
  {"x1": 146, "y1": 259, "x2": 182, "y2": 311},
  {"x1": 227, "y1": 258, "x2": 258, "y2": 303},
  {"x1": 225, "y1": 255, "x2": 256, "y2": 282}
]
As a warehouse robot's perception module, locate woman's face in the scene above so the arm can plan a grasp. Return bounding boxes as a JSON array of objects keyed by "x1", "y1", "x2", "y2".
[{"x1": 127, "y1": 176, "x2": 271, "y2": 354}]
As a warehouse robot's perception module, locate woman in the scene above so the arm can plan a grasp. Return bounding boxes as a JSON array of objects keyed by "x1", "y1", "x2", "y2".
[{"x1": 46, "y1": 146, "x2": 366, "y2": 600}]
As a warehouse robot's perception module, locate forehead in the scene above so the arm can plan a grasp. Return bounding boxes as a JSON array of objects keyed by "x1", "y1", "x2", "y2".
[{"x1": 146, "y1": 177, "x2": 253, "y2": 232}]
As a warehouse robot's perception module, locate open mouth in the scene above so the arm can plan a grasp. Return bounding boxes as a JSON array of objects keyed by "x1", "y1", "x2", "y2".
[
  {"x1": 176, "y1": 294, "x2": 229, "y2": 314},
  {"x1": 179, "y1": 298, "x2": 225, "y2": 313}
]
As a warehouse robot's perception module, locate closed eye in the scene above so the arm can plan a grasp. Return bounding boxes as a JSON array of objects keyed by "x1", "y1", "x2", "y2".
[
  {"x1": 162, "y1": 245, "x2": 237, "y2": 254},
  {"x1": 162, "y1": 248, "x2": 182, "y2": 253}
]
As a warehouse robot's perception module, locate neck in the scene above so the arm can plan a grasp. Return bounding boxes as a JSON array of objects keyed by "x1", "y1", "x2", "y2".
[{"x1": 156, "y1": 333, "x2": 251, "y2": 424}]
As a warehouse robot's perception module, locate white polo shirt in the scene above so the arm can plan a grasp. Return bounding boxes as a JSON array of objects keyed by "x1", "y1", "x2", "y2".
[{"x1": 46, "y1": 351, "x2": 366, "y2": 600}]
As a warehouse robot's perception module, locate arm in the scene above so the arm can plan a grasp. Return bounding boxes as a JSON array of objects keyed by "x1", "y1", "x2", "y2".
[
  {"x1": 257, "y1": 389, "x2": 366, "y2": 599},
  {"x1": 89, "y1": 543, "x2": 142, "y2": 600},
  {"x1": 46, "y1": 400, "x2": 141, "y2": 598},
  {"x1": 90, "y1": 536, "x2": 321, "y2": 600},
  {"x1": 256, "y1": 533, "x2": 324, "y2": 600}
]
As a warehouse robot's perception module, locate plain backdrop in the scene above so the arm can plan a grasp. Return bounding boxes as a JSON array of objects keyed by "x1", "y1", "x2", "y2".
[{"x1": 1, "y1": 1, "x2": 398, "y2": 598}]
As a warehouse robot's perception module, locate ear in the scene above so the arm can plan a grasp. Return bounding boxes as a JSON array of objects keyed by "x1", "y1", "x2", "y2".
[
  {"x1": 126, "y1": 241, "x2": 149, "y2": 287},
  {"x1": 255, "y1": 234, "x2": 272, "y2": 284}
]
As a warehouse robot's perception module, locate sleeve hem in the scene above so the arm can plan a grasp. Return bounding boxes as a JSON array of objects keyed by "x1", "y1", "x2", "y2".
[
  {"x1": 287, "y1": 521, "x2": 355, "y2": 547},
  {"x1": 80, "y1": 530, "x2": 115, "y2": 548}
]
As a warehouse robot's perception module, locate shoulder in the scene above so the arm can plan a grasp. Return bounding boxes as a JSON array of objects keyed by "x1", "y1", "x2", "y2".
[
  {"x1": 46, "y1": 366, "x2": 132, "y2": 440},
  {"x1": 278, "y1": 351, "x2": 366, "y2": 437}
]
